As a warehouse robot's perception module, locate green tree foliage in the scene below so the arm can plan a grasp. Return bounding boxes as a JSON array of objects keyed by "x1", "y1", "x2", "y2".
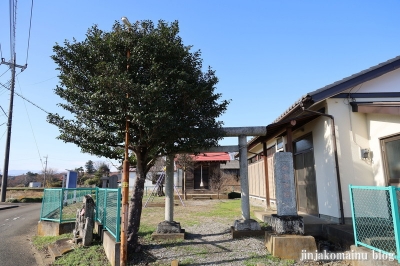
[
  {"x1": 74, "y1": 167, "x2": 85, "y2": 185},
  {"x1": 85, "y1": 160, "x2": 95, "y2": 174},
  {"x1": 48, "y1": 20, "x2": 229, "y2": 250},
  {"x1": 96, "y1": 162, "x2": 110, "y2": 176}
]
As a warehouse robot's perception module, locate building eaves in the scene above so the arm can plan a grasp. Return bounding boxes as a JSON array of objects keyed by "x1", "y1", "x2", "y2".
[{"x1": 272, "y1": 55, "x2": 400, "y2": 124}]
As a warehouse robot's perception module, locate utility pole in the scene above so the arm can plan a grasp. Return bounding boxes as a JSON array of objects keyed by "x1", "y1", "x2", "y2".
[
  {"x1": 0, "y1": 56, "x2": 26, "y2": 202},
  {"x1": 43, "y1": 155, "x2": 48, "y2": 187}
]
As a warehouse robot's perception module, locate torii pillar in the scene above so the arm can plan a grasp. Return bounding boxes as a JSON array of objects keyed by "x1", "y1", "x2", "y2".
[
  {"x1": 158, "y1": 126, "x2": 267, "y2": 235},
  {"x1": 222, "y1": 127, "x2": 267, "y2": 231}
]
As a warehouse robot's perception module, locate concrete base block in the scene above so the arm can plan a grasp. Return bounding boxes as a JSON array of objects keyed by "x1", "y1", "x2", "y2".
[
  {"x1": 265, "y1": 232, "x2": 317, "y2": 260},
  {"x1": 233, "y1": 219, "x2": 261, "y2": 231},
  {"x1": 230, "y1": 226, "x2": 265, "y2": 239},
  {"x1": 103, "y1": 230, "x2": 120, "y2": 266},
  {"x1": 266, "y1": 214, "x2": 304, "y2": 235},
  {"x1": 349, "y1": 245, "x2": 398, "y2": 266},
  {"x1": 37, "y1": 220, "x2": 75, "y2": 236}
]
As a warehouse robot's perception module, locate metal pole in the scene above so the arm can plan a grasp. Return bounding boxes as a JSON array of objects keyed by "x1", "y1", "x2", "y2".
[
  {"x1": 120, "y1": 46, "x2": 130, "y2": 266},
  {"x1": 1, "y1": 55, "x2": 16, "y2": 202},
  {"x1": 43, "y1": 155, "x2": 48, "y2": 187},
  {"x1": 120, "y1": 117, "x2": 129, "y2": 266}
]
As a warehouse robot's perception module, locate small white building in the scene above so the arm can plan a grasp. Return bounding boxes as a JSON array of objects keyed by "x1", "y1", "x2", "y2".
[
  {"x1": 29, "y1": 182, "x2": 41, "y2": 188},
  {"x1": 247, "y1": 55, "x2": 400, "y2": 224}
]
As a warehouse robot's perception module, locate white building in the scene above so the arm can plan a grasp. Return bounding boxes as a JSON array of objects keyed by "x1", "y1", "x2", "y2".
[{"x1": 247, "y1": 55, "x2": 400, "y2": 224}]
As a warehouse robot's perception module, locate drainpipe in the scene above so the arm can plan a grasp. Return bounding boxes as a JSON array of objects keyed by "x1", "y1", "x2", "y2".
[{"x1": 301, "y1": 107, "x2": 345, "y2": 225}]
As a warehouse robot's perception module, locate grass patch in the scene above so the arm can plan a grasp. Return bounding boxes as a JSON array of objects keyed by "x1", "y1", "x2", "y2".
[
  {"x1": 32, "y1": 233, "x2": 73, "y2": 251},
  {"x1": 243, "y1": 253, "x2": 295, "y2": 266},
  {"x1": 53, "y1": 241, "x2": 110, "y2": 266},
  {"x1": 179, "y1": 257, "x2": 195, "y2": 265},
  {"x1": 195, "y1": 199, "x2": 242, "y2": 220},
  {"x1": 138, "y1": 223, "x2": 156, "y2": 244}
]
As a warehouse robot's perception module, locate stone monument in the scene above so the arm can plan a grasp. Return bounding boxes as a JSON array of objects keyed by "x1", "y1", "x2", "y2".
[
  {"x1": 108, "y1": 175, "x2": 118, "y2": 188},
  {"x1": 101, "y1": 176, "x2": 109, "y2": 188},
  {"x1": 73, "y1": 194, "x2": 95, "y2": 246},
  {"x1": 268, "y1": 152, "x2": 304, "y2": 234}
]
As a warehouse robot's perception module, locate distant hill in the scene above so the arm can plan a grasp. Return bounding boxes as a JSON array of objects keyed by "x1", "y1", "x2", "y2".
[{"x1": 8, "y1": 170, "x2": 41, "y2": 176}]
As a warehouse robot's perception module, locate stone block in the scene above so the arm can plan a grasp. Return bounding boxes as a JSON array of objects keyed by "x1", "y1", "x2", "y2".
[
  {"x1": 48, "y1": 238, "x2": 74, "y2": 261},
  {"x1": 94, "y1": 221, "x2": 103, "y2": 236},
  {"x1": 151, "y1": 232, "x2": 185, "y2": 240},
  {"x1": 265, "y1": 231, "x2": 278, "y2": 252},
  {"x1": 268, "y1": 214, "x2": 304, "y2": 235},
  {"x1": 156, "y1": 221, "x2": 182, "y2": 234},
  {"x1": 230, "y1": 226, "x2": 265, "y2": 239},
  {"x1": 233, "y1": 219, "x2": 261, "y2": 231},
  {"x1": 266, "y1": 234, "x2": 317, "y2": 260}
]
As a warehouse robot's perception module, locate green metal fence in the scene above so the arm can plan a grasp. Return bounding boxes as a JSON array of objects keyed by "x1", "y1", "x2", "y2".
[
  {"x1": 349, "y1": 185, "x2": 400, "y2": 262},
  {"x1": 40, "y1": 188, "x2": 97, "y2": 222},
  {"x1": 96, "y1": 188, "x2": 121, "y2": 242},
  {"x1": 40, "y1": 187, "x2": 121, "y2": 242}
]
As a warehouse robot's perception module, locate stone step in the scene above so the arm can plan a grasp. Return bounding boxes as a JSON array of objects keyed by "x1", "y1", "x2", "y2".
[
  {"x1": 48, "y1": 238, "x2": 75, "y2": 261},
  {"x1": 192, "y1": 196, "x2": 211, "y2": 200}
]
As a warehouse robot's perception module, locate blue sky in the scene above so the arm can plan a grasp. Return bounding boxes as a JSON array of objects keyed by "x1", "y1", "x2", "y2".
[{"x1": 0, "y1": 0, "x2": 399, "y2": 174}]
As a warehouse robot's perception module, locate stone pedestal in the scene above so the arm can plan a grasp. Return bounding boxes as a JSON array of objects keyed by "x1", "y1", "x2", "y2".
[
  {"x1": 156, "y1": 221, "x2": 182, "y2": 233},
  {"x1": 267, "y1": 214, "x2": 304, "y2": 235},
  {"x1": 265, "y1": 231, "x2": 317, "y2": 260},
  {"x1": 233, "y1": 219, "x2": 261, "y2": 231},
  {"x1": 101, "y1": 176, "x2": 109, "y2": 188},
  {"x1": 231, "y1": 219, "x2": 264, "y2": 238},
  {"x1": 152, "y1": 221, "x2": 185, "y2": 240}
]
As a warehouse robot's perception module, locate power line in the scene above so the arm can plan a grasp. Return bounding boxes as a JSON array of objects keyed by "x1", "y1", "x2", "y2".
[
  {"x1": 25, "y1": 0, "x2": 34, "y2": 65},
  {"x1": 0, "y1": 68, "x2": 10, "y2": 78},
  {"x1": 17, "y1": 76, "x2": 44, "y2": 169},
  {"x1": 0, "y1": 80, "x2": 48, "y2": 114}
]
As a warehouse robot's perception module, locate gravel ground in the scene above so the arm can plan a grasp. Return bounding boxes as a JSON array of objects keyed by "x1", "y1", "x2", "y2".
[{"x1": 130, "y1": 200, "x2": 352, "y2": 266}]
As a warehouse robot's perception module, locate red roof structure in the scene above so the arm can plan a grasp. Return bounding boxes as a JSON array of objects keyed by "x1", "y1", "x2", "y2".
[{"x1": 191, "y1": 152, "x2": 230, "y2": 162}]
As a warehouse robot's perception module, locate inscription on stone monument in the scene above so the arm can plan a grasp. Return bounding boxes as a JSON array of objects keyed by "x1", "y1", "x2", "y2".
[{"x1": 273, "y1": 152, "x2": 297, "y2": 216}]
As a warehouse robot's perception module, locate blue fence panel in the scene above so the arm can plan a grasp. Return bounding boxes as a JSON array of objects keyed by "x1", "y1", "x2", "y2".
[
  {"x1": 41, "y1": 187, "x2": 121, "y2": 241},
  {"x1": 349, "y1": 185, "x2": 399, "y2": 262},
  {"x1": 40, "y1": 188, "x2": 62, "y2": 222},
  {"x1": 96, "y1": 188, "x2": 121, "y2": 242}
]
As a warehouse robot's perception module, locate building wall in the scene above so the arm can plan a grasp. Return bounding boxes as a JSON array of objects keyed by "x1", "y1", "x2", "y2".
[
  {"x1": 248, "y1": 160, "x2": 266, "y2": 199},
  {"x1": 324, "y1": 68, "x2": 400, "y2": 217},
  {"x1": 367, "y1": 113, "x2": 400, "y2": 186},
  {"x1": 292, "y1": 113, "x2": 341, "y2": 219},
  {"x1": 325, "y1": 98, "x2": 375, "y2": 218},
  {"x1": 128, "y1": 171, "x2": 180, "y2": 189}
]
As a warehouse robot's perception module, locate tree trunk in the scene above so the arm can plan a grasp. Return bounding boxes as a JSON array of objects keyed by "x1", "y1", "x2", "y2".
[{"x1": 126, "y1": 159, "x2": 146, "y2": 253}]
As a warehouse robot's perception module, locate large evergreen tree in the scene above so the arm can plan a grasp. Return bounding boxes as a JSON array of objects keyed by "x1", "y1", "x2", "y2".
[
  {"x1": 84, "y1": 160, "x2": 95, "y2": 174},
  {"x1": 48, "y1": 20, "x2": 229, "y2": 251}
]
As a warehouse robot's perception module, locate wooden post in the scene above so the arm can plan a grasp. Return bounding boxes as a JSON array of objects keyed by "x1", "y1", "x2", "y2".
[{"x1": 263, "y1": 142, "x2": 270, "y2": 209}]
